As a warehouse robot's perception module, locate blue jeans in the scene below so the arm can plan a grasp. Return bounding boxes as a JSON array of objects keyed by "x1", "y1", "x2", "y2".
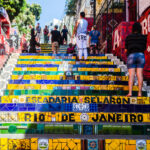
[{"x1": 127, "y1": 52, "x2": 145, "y2": 69}]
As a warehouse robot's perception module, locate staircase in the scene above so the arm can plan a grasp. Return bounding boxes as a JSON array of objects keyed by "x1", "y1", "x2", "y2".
[
  {"x1": 0, "y1": 44, "x2": 150, "y2": 150},
  {"x1": 40, "y1": 44, "x2": 67, "y2": 54}
]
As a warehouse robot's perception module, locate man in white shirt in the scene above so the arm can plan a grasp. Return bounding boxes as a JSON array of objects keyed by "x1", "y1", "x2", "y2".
[{"x1": 72, "y1": 12, "x2": 88, "y2": 61}]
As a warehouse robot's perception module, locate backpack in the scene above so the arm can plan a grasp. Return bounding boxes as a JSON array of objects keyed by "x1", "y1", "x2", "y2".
[{"x1": 44, "y1": 29, "x2": 49, "y2": 35}]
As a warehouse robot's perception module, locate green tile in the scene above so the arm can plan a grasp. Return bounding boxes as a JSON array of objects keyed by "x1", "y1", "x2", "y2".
[
  {"x1": 14, "y1": 90, "x2": 21, "y2": 96},
  {"x1": 8, "y1": 125, "x2": 17, "y2": 133},
  {"x1": 44, "y1": 125, "x2": 53, "y2": 134}
]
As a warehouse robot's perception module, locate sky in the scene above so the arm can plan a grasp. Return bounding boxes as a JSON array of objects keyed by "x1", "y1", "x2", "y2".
[{"x1": 28, "y1": 0, "x2": 66, "y2": 28}]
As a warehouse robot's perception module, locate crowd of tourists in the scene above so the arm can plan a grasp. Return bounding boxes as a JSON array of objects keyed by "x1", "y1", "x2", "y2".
[
  {"x1": 20, "y1": 11, "x2": 148, "y2": 97},
  {"x1": 21, "y1": 12, "x2": 102, "y2": 56}
]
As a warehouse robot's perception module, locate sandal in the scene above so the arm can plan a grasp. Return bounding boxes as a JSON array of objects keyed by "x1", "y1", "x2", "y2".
[{"x1": 126, "y1": 94, "x2": 132, "y2": 97}]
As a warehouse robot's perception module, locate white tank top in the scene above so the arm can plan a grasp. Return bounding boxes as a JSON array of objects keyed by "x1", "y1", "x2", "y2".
[{"x1": 77, "y1": 19, "x2": 88, "y2": 35}]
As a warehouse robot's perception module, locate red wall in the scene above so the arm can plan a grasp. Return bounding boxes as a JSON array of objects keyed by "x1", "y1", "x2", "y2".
[
  {"x1": 112, "y1": 8, "x2": 150, "y2": 79},
  {"x1": 128, "y1": 0, "x2": 137, "y2": 21},
  {"x1": 112, "y1": 22, "x2": 134, "y2": 62},
  {"x1": 139, "y1": 8, "x2": 150, "y2": 79},
  {"x1": 85, "y1": 18, "x2": 93, "y2": 32},
  {"x1": 97, "y1": 13, "x2": 124, "y2": 53}
]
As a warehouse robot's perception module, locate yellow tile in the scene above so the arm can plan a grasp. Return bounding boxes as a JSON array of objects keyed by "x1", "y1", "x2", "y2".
[
  {"x1": 49, "y1": 139, "x2": 52, "y2": 150},
  {"x1": 126, "y1": 145, "x2": 136, "y2": 150},
  {"x1": 8, "y1": 139, "x2": 30, "y2": 150},
  {"x1": 67, "y1": 140, "x2": 76, "y2": 149},
  {"x1": 31, "y1": 138, "x2": 38, "y2": 150},
  {"x1": 1, "y1": 96, "x2": 11, "y2": 103},
  {"x1": 147, "y1": 140, "x2": 150, "y2": 150},
  {"x1": 61, "y1": 143, "x2": 68, "y2": 150},
  {"x1": 0, "y1": 138, "x2": 8, "y2": 150},
  {"x1": 128, "y1": 140, "x2": 136, "y2": 145}
]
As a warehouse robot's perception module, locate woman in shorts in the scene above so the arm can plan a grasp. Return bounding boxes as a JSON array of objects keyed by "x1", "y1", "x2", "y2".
[{"x1": 125, "y1": 22, "x2": 147, "y2": 97}]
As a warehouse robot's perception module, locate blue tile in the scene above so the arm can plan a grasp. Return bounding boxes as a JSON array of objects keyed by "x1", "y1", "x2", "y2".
[{"x1": 28, "y1": 107, "x2": 36, "y2": 111}]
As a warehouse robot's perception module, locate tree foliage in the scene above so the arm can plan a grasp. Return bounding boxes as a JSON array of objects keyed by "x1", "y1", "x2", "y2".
[
  {"x1": 14, "y1": 6, "x2": 36, "y2": 34},
  {"x1": 0, "y1": 0, "x2": 42, "y2": 35},
  {"x1": 65, "y1": 0, "x2": 78, "y2": 16},
  {"x1": 0, "y1": 0, "x2": 26, "y2": 22},
  {"x1": 30, "y1": 4, "x2": 42, "y2": 21}
]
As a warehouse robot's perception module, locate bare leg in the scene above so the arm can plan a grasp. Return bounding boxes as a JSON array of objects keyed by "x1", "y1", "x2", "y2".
[
  {"x1": 136, "y1": 68, "x2": 143, "y2": 97},
  {"x1": 96, "y1": 50, "x2": 99, "y2": 54},
  {"x1": 52, "y1": 43, "x2": 55, "y2": 54},
  {"x1": 83, "y1": 48, "x2": 88, "y2": 60},
  {"x1": 127, "y1": 68, "x2": 135, "y2": 96},
  {"x1": 90, "y1": 47, "x2": 93, "y2": 54}
]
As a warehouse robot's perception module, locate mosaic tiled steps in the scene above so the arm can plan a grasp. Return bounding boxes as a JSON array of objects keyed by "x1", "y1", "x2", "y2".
[
  {"x1": 40, "y1": 44, "x2": 68, "y2": 53},
  {"x1": 0, "y1": 112, "x2": 149, "y2": 123},
  {"x1": 0, "y1": 123, "x2": 150, "y2": 135},
  {"x1": 0, "y1": 139, "x2": 150, "y2": 150},
  {"x1": 2, "y1": 54, "x2": 148, "y2": 96},
  {"x1": 0, "y1": 47, "x2": 150, "y2": 149},
  {"x1": 1, "y1": 96, "x2": 150, "y2": 104},
  {"x1": 1, "y1": 103, "x2": 150, "y2": 113},
  {"x1": 10, "y1": 75, "x2": 128, "y2": 80},
  {"x1": 1, "y1": 53, "x2": 149, "y2": 106},
  {"x1": 3, "y1": 90, "x2": 147, "y2": 97}
]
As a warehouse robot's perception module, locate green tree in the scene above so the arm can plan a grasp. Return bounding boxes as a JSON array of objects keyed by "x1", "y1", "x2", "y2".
[
  {"x1": 0, "y1": 0, "x2": 27, "y2": 22},
  {"x1": 65, "y1": 0, "x2": 77, "y2": 16},
  {"x1": 12, "y1": 3, "x2": 41, "y2": 35},
  {"x1": 0, "y1": 0, "x2": 42, "y2": 35},
  {"x1": 14, "y1": 6, "x2": 35, "y2": 34},
  {"x1": 29, "y1": 3, "x2": 42, "y2": 21}
]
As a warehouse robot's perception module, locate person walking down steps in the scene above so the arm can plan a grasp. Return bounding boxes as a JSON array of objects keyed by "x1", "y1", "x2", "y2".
[
  {"x1": 61, "y1": 25, "x2": 68, "y2": 45},
  {"x1": 72, "y1": 12, "x2": 88, "y2": 61},
  {"x1": 125, "y1": 22, "x2": 147, "y2": 97},
  {"x1": 29, "y1": 28, "x2": 40, "y2": 53},
  {"x1": 36, "y1": 23, "x2": 42, "y2": 43}
]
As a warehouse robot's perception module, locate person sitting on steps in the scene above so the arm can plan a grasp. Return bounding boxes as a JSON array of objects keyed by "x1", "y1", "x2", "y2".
[{"x1": 67, "y1": 43, "x2": 75, "y2": 55}]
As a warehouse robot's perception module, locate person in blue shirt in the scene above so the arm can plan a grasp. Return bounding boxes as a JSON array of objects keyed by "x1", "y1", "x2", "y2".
[
  {"x1": 89, "y1": 25, "x2": 100, "y2": 54},
  {"x1": 36, "y1": 23, "x2": 41, "y2": 43}
]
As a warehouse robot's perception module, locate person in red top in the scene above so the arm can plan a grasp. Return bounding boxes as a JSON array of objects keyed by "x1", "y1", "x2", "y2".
[
  {"x1": 43, "y1": 25, "x2": 49, "y2": 43},
  {"x1": 67, "y1": 43, "x2": 75, "y2": 54},
  {"x1": 20, "y1": 33, "x2": 28, "y2": 53}
]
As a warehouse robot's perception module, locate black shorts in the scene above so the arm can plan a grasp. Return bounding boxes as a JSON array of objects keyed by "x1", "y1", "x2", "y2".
[
  {"x1": 90, "y1": 43, "x2": 99, "y2": 50},
  {"x1": 62, "y1": 36, "x2": 67, "y2": 41}
]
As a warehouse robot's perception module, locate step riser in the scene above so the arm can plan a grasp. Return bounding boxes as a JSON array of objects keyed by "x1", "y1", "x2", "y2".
[
  {"x1": 0, "y1": 48, "x2": 149, "y2": 144},
  {"x1": 1, "y1": 96, "x2": 148, "y2": 104},
  {"x1": 0, "y1": 103, "x2": 149, "y2": 113},
  {"x1": 0, "y1": 112, "x2": 148, "y2": 123}
]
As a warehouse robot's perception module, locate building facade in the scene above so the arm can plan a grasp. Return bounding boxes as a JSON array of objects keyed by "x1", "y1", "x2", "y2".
[
  {"x1": 61, "y1": 0, "x2": 93, "y2": 43},
  {"x1": 95, "y1": 0, "x2": 150, "y2": 52},
  {"x1": 48, "y1": 19, "x2": 62, "y2": 32}
]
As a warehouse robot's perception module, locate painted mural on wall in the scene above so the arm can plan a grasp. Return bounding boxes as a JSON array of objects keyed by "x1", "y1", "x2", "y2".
[{"x1": 139, "y1": 7, "x2": 150, "y2": 79}]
